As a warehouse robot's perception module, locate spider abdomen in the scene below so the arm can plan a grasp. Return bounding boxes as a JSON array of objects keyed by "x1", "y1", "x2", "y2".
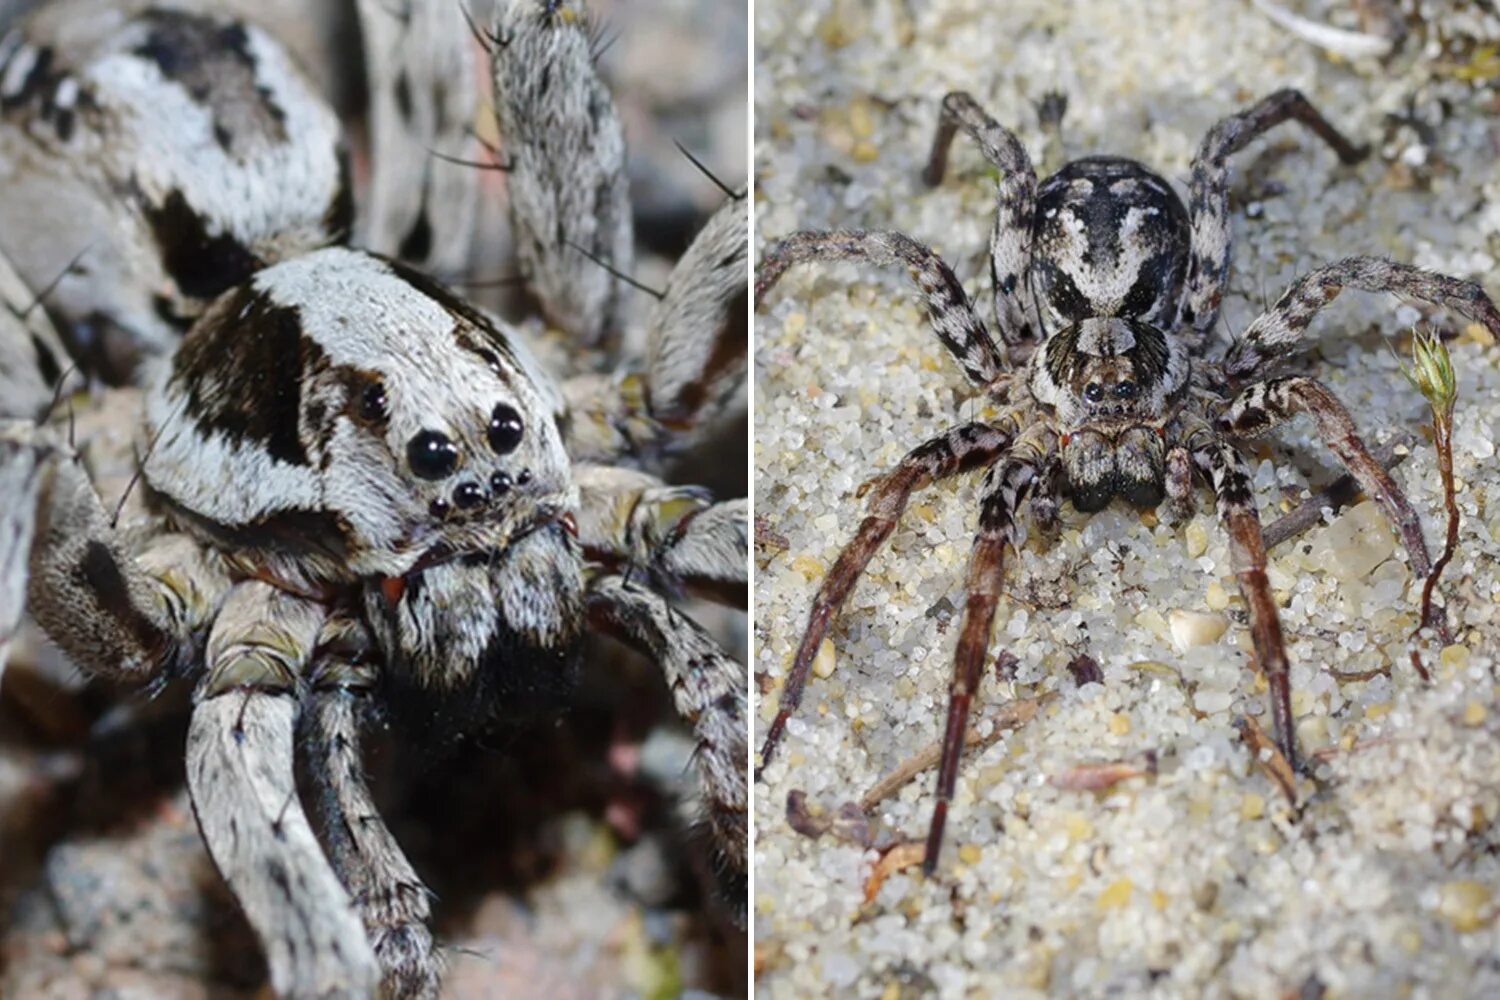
[{"x1": 1032, "y1": 157, "x2": 1190, "y2": 327}]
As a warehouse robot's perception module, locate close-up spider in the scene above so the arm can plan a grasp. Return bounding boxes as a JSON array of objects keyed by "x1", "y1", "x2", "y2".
[
  {"x1": 753, "y1": 0, "x2": 1500, "y2": 995},
  {"x1": 0, "y1": 0, "x2": 747, "y2": 996}
]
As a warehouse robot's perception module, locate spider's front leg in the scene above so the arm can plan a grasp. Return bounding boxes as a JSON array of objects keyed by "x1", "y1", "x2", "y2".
[
  {"x1": 303, "y1": 612, "x2": 437, "y2": 1000},
  {"x1": 0, "y1": 421, "x2": 225, "y2": 682},
  {"x1": 587, "y1": 576, "x2": 747, "y2": 910},
  {"x1": 759, "y1": 421, "x2": 1014, "y2": 771},
  {"x1": 187, "y1": 581, "x2": 381, "y2": 997},
  {"x1": 924, "y1": 437, "x2": 1043, "y2": 874},
  {"x1": 1216, "y1": 375, "x2": 1446, "y2": 636},
  {"x1": 1180, "y1": 89, "x2": 1368, "y2": 348},
  {"x1": 757, "y1": 230, "x2": 1006, "y2": 387},
  {"x1": 1195, "y1": 442, "x2": 1297, "y2": 768},
  {"x1": 924, "y1": 91, "x2": 1042, "y2": 347}
]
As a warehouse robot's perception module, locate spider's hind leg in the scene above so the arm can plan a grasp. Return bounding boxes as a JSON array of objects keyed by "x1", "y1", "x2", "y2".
[
  {"x1": 1181, "y1": 89, "x2": 1369, "y2": 349},
  {"x1": 757, "y1": 230, "x2": 1005, "y2": 387},
  {"x1": 924, "y1": 91, "x2": 1041, "y2": 348}
]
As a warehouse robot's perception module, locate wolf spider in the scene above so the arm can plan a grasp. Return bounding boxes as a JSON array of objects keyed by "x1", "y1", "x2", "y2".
[{"x1": 756, "y1": 88, "x2": 1500, "y2": 872}]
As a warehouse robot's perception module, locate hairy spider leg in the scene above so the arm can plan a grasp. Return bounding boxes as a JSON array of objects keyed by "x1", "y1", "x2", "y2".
[
  {"x1": 589, "y1": 576, "x2": 748, "y2": 908},
  {"x1": 758, "y1": 422, "x2": 1014, "y2": 771},
  {"x1": 1223, "y1": 256, "x2": 1500, "y2": 378},
  {"x1": 187, "y1": 581, "x2": 381, "y2": 997},
  {"x1": 1181, "y1": 88, "x2": 1370, "y2": 350},
  {"x1": 924, "y1": 91, "x2": 1042, "y2": 347},
  {"x1": 925, "y1": 449, "x2": 1040, "y2": 874},
  {"x1": 1192, "y1": 442, "x2": 1300, "y2": 770},
  {"x1": 757, "y1": 230, "x2": 1006, "y2": 387},
  {"x1": 1218, "y1": 375, "x2": 1445, "y2": 639},
  {"x1": 302, "y1": 611, "x2": 439, "y2": 998}
]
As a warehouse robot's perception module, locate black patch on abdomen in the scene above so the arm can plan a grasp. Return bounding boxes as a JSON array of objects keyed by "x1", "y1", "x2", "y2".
[
  {"x1": 170, "y1": 285, "x2": 317, "y2": 466},
  {"x1": 144, "y1": 189, "x2": 262, "y2": 301}
]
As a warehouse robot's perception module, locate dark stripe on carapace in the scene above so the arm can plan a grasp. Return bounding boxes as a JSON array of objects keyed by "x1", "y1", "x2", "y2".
[{"x1": 171, "y1": 285, "x2": 316, "y2": 466}]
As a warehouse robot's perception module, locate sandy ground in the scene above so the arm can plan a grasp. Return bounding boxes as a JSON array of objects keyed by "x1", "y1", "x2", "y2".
[{"x1": 752, "y1": 2, "x2": 1500, "y2": 997}]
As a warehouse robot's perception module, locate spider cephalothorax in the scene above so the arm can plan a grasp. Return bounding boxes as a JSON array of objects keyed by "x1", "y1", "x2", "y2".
[
  {"x1": 0, "y1": 2, "x2": 746, "y2": 996},
  {"x1": 757, "y1": 87, "x2": 1500, "y2": 873}
]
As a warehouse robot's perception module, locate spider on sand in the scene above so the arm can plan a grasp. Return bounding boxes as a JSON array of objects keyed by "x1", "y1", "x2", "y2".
[{"x1": 755, "y1": 87, "x2": 1500, "y2": 872}]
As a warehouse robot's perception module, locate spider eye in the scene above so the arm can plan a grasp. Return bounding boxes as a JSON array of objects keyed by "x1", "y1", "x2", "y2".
[
  {"x1": 1114, "y1": 381, "x2": 1138, "y2": 400},
  {"x1": 408, "y1": 430, "x2": 459, "y2": 480},
  {"x1": 1083, "y1": 382, "x2": 1104, "y2": 403},
  {"x1": 488, "y1": 403, "x2": 524, "y2": 454},
  {"x1": 360, "y1": 382, "x2": 388, "y2": 422}
]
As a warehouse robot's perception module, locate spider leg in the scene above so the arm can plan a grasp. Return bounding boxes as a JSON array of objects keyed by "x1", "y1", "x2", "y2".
[
  {"x1": 1224, "y1": 256, "x2": 1500, "y2": 379},
  {"x1": 1181, "y1": 89, "x2": 1368, "y2": 349},
  {"x1": 759, "y1": 421, "x2": 1013, "y2": 770},
  {"x1": 187, "y1": 580, "x2": 380, "y2": 997},
  {"x1": 1196, "y1": 441, "x2": 1298, "y2": 769},
  {"x1": 588, "y1": 575, "x2": 747, "y2": 916},
  {"x1": 645, "y1": 194, "x2": 749, "y2": 432},
  {"x1": 925, "y1": 452, "x2": 1037, "y2": 875},
  {"x1": 355, "y1": 0, "x2": 480, "y2": 275},
  {"x1": 1, "y1": 420, "x2": 226, "y2": 682},
  {"x1": 490, "y1": 0, "x2": 632, "y2": 347},
  {"x1": 757, "y1": 230, "x2": 1006, "y2": 387},
  {"x1": 574, "y1": 464, "x2": 746, "y2": 606},
  {"x1": 304, "y1": 612, "x2": 438, "y2": 1000},
  {"x1": 1218, "y1": 375, "x2": 1445, "y2": 637},
  {"x1": 1164, "y1": 444, "x2": 1197, "y2": 522},
  {"x1": 564, "y1": 195, "x2": 748, "y2": 464},
  {"x1": 923, "y1": 91, "x2": 1041, "y2": 348}
]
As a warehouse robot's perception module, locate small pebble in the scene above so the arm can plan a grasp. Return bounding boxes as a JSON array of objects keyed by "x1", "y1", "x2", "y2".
[
  {"x1": 1437, "y1": 881, "x2": 1492, "y2": 933},
  {"x1": 812, "y1": 638, "x2": 836, "y2": 679},
  {"x1": 1171, "y1": 610, "x2": 1229, "y2": 650}
]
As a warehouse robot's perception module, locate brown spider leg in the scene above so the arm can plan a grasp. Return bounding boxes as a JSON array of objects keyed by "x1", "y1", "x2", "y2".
[
  {"x1": 1027, "y1": 452, "x2": 1064, "y2": 535},
  {"x1": 923, "y1": 91, "x2": 1041, "y2": 347},
  {"x1": 1181, "y1": 88, "x2": 1368, "y2": 349},
  {"x1": 1218, "y1": 376, "x2": 1447, "y2": 640},
  {"x1": 1224, "y1": 256, "x2": 1500, "y2": 379},
  {"x1": 303, "y1": 613, "x2": 437, "y2": 1000},
  {"x1": 925, "y1": 455, "x2": 1036, "y2": 875},
  {"x1": 1196, "y1": 442, "x2": 1298, "y2": 769},
  {"x1": 758, "y1": 421, "x2": 1014, "y2": 772},
  {"x1": 756, "y1": 230, "x2": 1006, "y2": 386}
]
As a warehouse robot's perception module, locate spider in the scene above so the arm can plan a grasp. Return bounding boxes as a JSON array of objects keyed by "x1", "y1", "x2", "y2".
[
  {"x1": 0, "y1": 1, "x2": 747, "y2": 996},
  {"x1": 755, "y1": 87, "x2": 1500, "y2": 874}
]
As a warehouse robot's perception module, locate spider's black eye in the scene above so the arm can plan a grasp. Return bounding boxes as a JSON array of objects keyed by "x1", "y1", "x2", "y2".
[
  {"x1": 1083, "y1": 382, "x2": 1104, "y2": 403},
  {"x1": 488, "y1": 403, "x2": 524, "y2": 454},
  {"x1": 1114, "y1": 381, "x2": 1138, "y2": 400},
  {"x1": 360, "y1": 382, "x2": 388, "y2": 423},
  {"x1": 408, "y1": 430, "x2": 459, "y2": 480}
]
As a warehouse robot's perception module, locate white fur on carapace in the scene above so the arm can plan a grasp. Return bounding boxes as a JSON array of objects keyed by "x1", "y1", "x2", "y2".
[{"x1": 141, "y1": 247, "x2": 573, "y2": 584}]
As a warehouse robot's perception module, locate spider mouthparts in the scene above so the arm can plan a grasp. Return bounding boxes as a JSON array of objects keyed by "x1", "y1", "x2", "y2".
[
  {"x1": 380, "y1": 575, "x2": 406, "y2": 605},
  {"x1": 560, "y1": 512, "x2": 579, "y2": 538}
]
